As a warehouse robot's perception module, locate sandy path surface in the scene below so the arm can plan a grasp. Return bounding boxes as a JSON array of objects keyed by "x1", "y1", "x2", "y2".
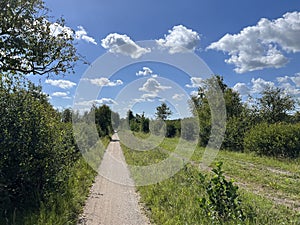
[{"x1": 78, "y1": 134, "x2": 150, "y2": 225}]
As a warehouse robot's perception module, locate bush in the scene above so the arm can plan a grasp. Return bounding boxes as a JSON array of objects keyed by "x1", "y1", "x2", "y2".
[
  {"x1": 222, "y1": 117, "x2": 248, "y2": 151},
  {"x1": 244, "y1": 123, "x2": 300, "y2": 158},
  {"x1": 181, "y1": 118, "x2": 198, "y2": 141},
  {"x1": 0, "y1": 78, "x2": 78, "y2": 214},
  {"x1": 201, "y1": 162, "x2": 244, "y2": 222}
]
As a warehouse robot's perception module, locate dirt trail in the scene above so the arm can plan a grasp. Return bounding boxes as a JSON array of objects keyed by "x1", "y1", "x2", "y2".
[{"x1": 78, "y1": 134, "x2": 150, "y2": 225}]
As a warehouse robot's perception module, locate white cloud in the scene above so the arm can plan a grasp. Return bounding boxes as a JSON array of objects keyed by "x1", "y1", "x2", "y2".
[
  {"x1": 84, "y1": 78, "x2": 123, "y2": 87},
  {"x1": 279, "y1": 82, "x2": 300, "y2": 96},
  {"x1": 172, "y1": 93, "x2": 184, "y2": 101},
  {"x1": 185, "y1": 77, "x2": 204, "y2": 88},
  {"x1": 101, "y1": 33, "x2": 150, "y2": 58},
  {"x1": 233, "y1": 83, "x2": 250, "y2": 96},
  {"x1": 277, "y1": 76, "x2": 290, "y2": 83},
  {"x1": 52, "y1": 91, "x2": 70, "y2": 97},
  {"x1": 76, "y1": 98, "x2": 117, "y2": 107},
  {"x1": 75, "y1": 26, "x2": 97, "y2": 45},
  {"x1": 136, "y1": 67, "x2": 153, "y2": 76},
  {"x1": 157, "y1": 25, "x2": 200, "y2": 54},
  {"x1": 45, "y1": 79, "x2": 76, "y2": 89},
  {"x1": 251, "y1": 78, "x2": 275, "y2": 94},
  {"x1": 50, "y1": 23, "x2": 97, "y2": 45},
  {"x1": 139, "y1": 78, "x2": 171, "y2": 93},
  {"x1": 190, "y1": 90, "x2": 199, "y2": 96},
  {"x1": 291, "y1": 73, "x2": 300, "y2": 87},
  {"x1": 208, "y1": 12, "x2": 300, "y2": 73},
  {"x1": 49, "y1": 23, "x2": 73, "y2": 38}
]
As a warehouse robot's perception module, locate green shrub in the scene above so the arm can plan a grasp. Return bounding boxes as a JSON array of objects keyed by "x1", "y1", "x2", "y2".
[
  {"x1": 201, "y1": 162, "x2": 245, "y2": 222},
  {"x1": 244, "y1": 123, "x2": 300, "y2": 158},
  {"x1": 0, "y1": 78, "x2": 79, "y2": 214}
]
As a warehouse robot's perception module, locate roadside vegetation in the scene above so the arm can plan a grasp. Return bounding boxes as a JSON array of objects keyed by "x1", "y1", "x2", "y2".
[
  {"x1": 122, "y1": 75, "x2": 300, "y2": 224},
  {"x1": 0, "y1": 0, "x2": 115, "y2": 224}
]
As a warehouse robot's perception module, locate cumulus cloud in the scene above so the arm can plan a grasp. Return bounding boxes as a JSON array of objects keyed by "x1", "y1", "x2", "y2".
[
  {"x1": 49, "y1": 23, "x2": 73, "y2": 38},
  {"x1": 157, "y1": 25, "x2": 200, "y2": 54},
  {"x1": 251, "y1": 78, "x2": 275, "y2": 94},
  {"x1": 139, "y1": 78, "x2": 171, "y2": 93},
  {"x1": 101, "y1": 33, "x2": 150, "y2": 58},
  {"x1": 45, "y1": 79, "x2": 76, "y2": 89},
  {"x1": 279, "y1": 82, "x2": 300, "y2": 96},
  {"x1": 172, "y1": 93, "x2": 184, "y2": 101},
  {"x1": 52, "y1": 91, "x2": 70, "y2": 97},
  {"x1": 291, "y1": 73, "x2": 300, "y2": 87},
  {"x1": 84, "y1": 78, "x2": 123, "y2": 87},
  {"x1": 76, "y1": 98, "x2": 117, "y2": 107},
  {"x1": 136, "y1": 67, "x2": 153, "y2": 76},
  {"x1": 207, "y1": 12, "x2": 300, "y2": 73},
  {"x1": 185, "y1": 77, "x2": 204, "y2": 88},
  {"x1": 277, "y1": 76, "x2": 290, "y2": 83},
  {"x1": 50, "y1": 23, "x2": 96, "y2": 45},
  {"x1": 190, "y1": 90, "x2": 199, "y2": 97},
  {"x1": 75, "y1": 26, "x2": 97, "y2": 45},
  {"x1": 233, "y1": 83, "x2": 250, "y2": 96}
]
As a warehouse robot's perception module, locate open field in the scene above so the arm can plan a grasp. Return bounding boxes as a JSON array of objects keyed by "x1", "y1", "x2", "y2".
[{"x1": 121, "y1": 133, "x2": 300, "y2": 224}]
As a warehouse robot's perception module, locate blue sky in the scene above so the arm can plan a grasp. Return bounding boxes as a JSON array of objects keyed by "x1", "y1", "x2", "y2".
[{"x1": 31, "y1": 0, "x2": 300, "y2": 118}]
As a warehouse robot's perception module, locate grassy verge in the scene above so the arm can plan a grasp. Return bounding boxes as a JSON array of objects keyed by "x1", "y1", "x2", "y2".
[{"x1": 121, "y1": 134, "x2": 300, "y2": 224}]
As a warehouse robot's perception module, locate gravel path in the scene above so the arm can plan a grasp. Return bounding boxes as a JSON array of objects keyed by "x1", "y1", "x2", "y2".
[{"x1": 78, "y1": 134, "x2": 151, "y2": 225}]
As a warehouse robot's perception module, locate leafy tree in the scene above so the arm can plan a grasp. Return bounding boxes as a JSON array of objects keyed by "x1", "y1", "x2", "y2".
[
  {"x1": 166, "y1": 122, "x2": 177, "y2": 138},
  {"x1": 127, "y1": 110, "x2": 135, "y2": 122},
  {"x1": 94, "y1": 104, "x2": 112, "y2": 136},
  {"x1": 140, "y1": 113, "x2": 150, "y2": 133},
  {"x1": 0, "y1": 78, "x2": 78, "y2": 211},
  {"x1": 155, "y1": 102, "x2": 172, "y2": 120},
  {"x1": 111, "y1": 111, "x2": 120, "y2": 130},
  {"x1": 190, "y1": 75, "x2": 242, "y2": 147},
  {"x1": 258, "y1": 86, "x2": 295, "y2": 123},
  {"x1": 61, "y1": 108, "x2": 72, "y2": 123},
  {"x1": 0, "y1": 0, "x2": 78, "y2": 76},
  {"x1": 181, "y1": 118, "x2": 198, "y2": 141}
]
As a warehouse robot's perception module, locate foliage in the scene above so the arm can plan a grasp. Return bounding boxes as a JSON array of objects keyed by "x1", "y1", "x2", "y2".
[
  {"x1": 61, "y1": 108, "x2": 72, "y2": 123},
  {"x1": 201, "y1": 162, "x2": 245, "y2": 222},
  {"x1": 190, "y1": 75, "x2": 243, "y2": 147},
  {"x1": 94, "y1": 104, "x2": 114, "y2": 136},
  {"x1": 125, "y1": 111, "x2": 150, "y2": 133},
  {"x1": 166, "y1": 121, "x2": 177, "y2": 138},
  {"x1": 0, "y1": 77, "x2": 79, "y2": 215},
  {"x1": 244, "y1": 122, "x2": 300, "y2": 158},
  {"x1": 155, "y1": 102, "x2": 172, "y2": 120},
  {"x1": 257, "y1": 86, "x2": 295, "y2": 123},
  {"x1": 0, "y1": 0, "x2": 78, "y2": 76},
  {"x1": 181, "y1": 118, "x2": 198, "y2": 141}
]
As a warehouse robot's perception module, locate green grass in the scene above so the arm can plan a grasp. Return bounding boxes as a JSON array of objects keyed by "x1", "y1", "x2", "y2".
[{"x1": 121, "y1": 133, "x2": 300, "y2": 225}]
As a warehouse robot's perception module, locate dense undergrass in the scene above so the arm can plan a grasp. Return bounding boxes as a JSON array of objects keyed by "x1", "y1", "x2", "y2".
[
  {"x1": 1, "y1": 136, "x2": 110, "y2": 225},
  {"x1": 121, "y1": 133, "x2": 300, "y2": 224}
]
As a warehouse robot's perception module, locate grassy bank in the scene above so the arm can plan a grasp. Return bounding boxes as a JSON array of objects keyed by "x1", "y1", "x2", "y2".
[{"x1": 121, "y1": 134, "x2": 300, "y2": 224}]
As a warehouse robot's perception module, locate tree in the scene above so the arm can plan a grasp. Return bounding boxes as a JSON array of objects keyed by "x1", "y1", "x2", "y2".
[
  {"x1": 111, "y1": 111, "x2": 120, "y2": 130},
  {"x1": 0, "y1": 0, "x2": 78, "y2": 76},
  {"x1": 94, "y1": 105, "x2": 112, "y2": 136},
  {"x1": 155, "y1": 102, "x2": 172, "y2": 120},
  {"x1": 61, "y1": 108, "x2": 72, "y2": 123},
  {"x1": 140, "y1": 112, "x2": 150, "y2": 133},
  {"x1": 0, "y1": 77, "x2": 78, "y2": 210},
  {"x1": 258, "y1": 86, "x2": 295, "y2": 123},
  {"x1": 190, "y1": 75, "x2": 243, "y2": 148}
]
